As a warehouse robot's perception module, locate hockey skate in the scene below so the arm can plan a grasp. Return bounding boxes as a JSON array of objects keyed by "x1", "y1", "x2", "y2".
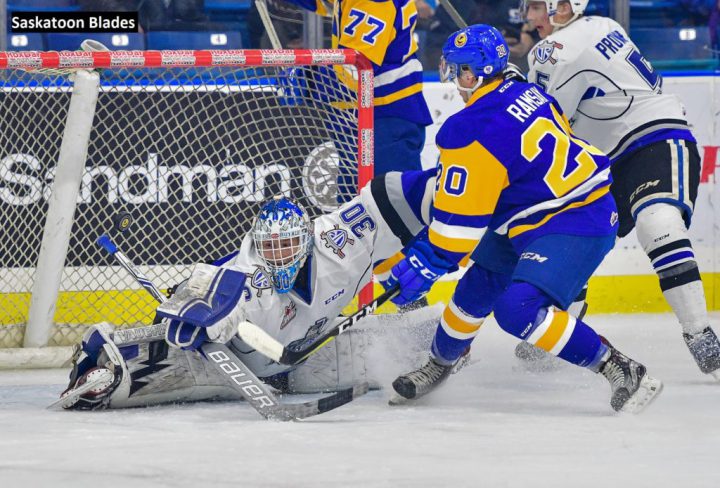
[
  {"x1": 51, "y1": 323, "x2": 126, "y2": 410},
  {"x1": 683, "y1": 327, "x2": 720, "y2": 380},
  {"x1": 598, "y1": 337, "x2": 663, "y2": 413},
  {"x1": 389, "y1": 349, "x2": 470, "y2": 405}
]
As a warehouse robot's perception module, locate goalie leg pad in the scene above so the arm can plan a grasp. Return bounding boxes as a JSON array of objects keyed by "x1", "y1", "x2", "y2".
[
  {"x1": 288, "y1": 327, "x2": 374, "y2": 393},
  {"x1": 109, "y1": 341, "x2": 243, "y2": 409},
  {"x1": 61, "y1": 324, "x2": 245, "y2": 410}
]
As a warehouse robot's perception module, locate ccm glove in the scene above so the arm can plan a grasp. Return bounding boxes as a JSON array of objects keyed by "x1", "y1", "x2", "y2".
[{"x1": 383, "y1": 240, "x2": 456, "y2": 306}]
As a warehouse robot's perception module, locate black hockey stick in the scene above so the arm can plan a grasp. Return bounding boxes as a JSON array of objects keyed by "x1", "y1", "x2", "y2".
[
  {"x1": 237, "y1": 285, "x2": 400, "y2": 366},
  {"x1": 96, "y1": 234, "x2": 368, "y2": 421},
  {"x1": 439, "y1": 0, "x2": 468, "y2": 29}
]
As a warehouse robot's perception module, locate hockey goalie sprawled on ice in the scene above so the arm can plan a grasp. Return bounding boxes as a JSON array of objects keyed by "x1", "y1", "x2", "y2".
[{"x1": 58, "y1": 170, "x2": 441, "y2": 411}]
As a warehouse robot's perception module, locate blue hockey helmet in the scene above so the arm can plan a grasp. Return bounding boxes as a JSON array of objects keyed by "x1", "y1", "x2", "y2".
[
  {"x1": 441, "y1": 24, "x2": 509, "y2": 92},
  {"x1": 252, "y1": 196, "x2": 313, "y2": 293}
]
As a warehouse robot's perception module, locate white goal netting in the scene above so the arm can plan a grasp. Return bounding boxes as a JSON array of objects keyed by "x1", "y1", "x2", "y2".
[{"x1": 0, "y1": 49, "x2": 373, "y2": 350}]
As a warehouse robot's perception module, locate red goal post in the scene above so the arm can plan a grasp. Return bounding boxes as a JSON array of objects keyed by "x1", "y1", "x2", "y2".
[{"x1": 0, "y1": 48, "x2": 374, "y2": 365}]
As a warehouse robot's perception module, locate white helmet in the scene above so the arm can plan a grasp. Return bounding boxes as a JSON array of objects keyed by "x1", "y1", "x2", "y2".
[{"x1": 521, "y1": 0, "x2": 588, "y2": 26}]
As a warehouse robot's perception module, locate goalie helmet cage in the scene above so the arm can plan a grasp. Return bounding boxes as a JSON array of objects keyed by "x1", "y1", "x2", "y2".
[{"x1": 0, "y1": 49, "x2": 374, "y2": 368}]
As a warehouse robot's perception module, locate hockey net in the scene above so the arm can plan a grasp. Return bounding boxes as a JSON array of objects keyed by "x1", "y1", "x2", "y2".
[{"x1": 0, "y1": 49, "x2": 373, "y2": 359}]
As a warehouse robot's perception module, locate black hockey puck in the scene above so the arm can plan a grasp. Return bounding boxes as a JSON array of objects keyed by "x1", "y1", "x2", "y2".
[{"x1": 112, "y1": 212, "x2": 133, "y2": 233}]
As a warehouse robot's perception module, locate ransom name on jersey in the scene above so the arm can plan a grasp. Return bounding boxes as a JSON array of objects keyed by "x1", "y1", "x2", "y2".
[{"x1": 0, "y1": 152, "x2": 291, "y2": 206}]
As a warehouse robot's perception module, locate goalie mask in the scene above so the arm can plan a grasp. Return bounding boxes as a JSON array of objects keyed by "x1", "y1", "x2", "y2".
[
  {"x1": 440, "y1": 24, "x2": 509, "y2": 94},
  {"x1": 252, "y1": 196, "x2": 313, "y2": 294}
]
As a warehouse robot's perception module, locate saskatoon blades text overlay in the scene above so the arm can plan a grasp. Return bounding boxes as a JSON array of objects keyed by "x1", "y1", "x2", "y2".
[{"x1": 11, "y1": 12, "x2": 139, "y2": 33}]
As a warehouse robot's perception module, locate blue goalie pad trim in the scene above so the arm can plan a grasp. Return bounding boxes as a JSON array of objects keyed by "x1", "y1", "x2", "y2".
[{"x1": 156, "y1": 264, "x2": 247, "y2": 328}]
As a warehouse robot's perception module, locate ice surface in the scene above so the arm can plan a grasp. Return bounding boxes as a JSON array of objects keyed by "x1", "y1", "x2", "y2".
[{"x1": 2, "y1": 313, "x2": 720, "y2": 487}]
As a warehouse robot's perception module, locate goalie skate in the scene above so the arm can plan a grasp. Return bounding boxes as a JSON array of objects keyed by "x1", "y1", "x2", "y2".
[
  {"x1": 683, "y1": 327, "x2": 720, "y2": 380},
  {"x1": 50, "y1": 323, "x2": 128, "y2": 410},
  {"x1": 50, "y1": 366, "x2": 118, "y2": 410},
  {"x1": 599, "y1": 338, "x2": 663, "y2": 414}
]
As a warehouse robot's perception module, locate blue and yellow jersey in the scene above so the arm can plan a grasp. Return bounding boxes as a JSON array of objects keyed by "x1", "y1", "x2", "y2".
[
  {"x1": 429, "y1": 79, "x2": 618, "y2": 264},
  {"x1": 287, "y1": 0, "x2": 432, "y2": 125}
]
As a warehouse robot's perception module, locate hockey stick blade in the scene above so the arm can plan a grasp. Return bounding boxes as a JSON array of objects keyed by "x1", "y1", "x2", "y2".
[
  {"x1": 237, "y1": 286, "x2": 400, "y2": 366},
  {"x1": 272, "y1": 382, "x2": 370, "y2": 421},
  {"x1": 202, "y1": 342, "x2": 368, "y2": 421}
]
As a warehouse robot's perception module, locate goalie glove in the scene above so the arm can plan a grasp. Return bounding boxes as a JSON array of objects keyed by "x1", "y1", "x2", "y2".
[
  {"x1": 157, "y1": 264, "x2": 248, "y2": 351},
  {"x1": 164, "y1": 304, "x2": 246, "y2": 351},
  {"x1": 165, "y1": 319, "x2": 210, "y2": 351}
]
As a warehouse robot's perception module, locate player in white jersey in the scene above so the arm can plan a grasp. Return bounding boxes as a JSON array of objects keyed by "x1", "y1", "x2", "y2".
[
  {"x1": 521, "y1": 0, "x2": 720, "y2": 378},
  {"x1": 59, "y1": 170, "x2": 436, "y2": 410}
]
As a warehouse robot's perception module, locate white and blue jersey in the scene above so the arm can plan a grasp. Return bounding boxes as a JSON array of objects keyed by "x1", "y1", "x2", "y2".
[{"x1": 527, "y1": 16, "x2": 695, "y2": 162}]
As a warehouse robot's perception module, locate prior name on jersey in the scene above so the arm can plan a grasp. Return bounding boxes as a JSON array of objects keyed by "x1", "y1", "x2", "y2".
[
  {"x1": 429, "y1": 79, "x2": 617, "y2": 264},
  {"x1": 527, "y1": 16, "x2": 695, "y2": 161}
]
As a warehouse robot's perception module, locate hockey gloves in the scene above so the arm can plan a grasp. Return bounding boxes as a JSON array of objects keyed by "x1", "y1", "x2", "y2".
[
  {"x1": 159, "y1": 264, "x2": 248, "y2": 351},
  {"x1": 165, "y1": 319, "x2": 210, "y2": 351},
  {"x1": 164, "y1": 308, "x2": 245, "y2": 352},
  {"x1": 383, "y1": 240, "x2": 456, "y2": 306}
]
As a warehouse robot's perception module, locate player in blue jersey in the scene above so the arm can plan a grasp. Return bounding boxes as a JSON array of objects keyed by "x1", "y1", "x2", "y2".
[
  {"x1": 285, "y1": 0, "x2": 433, "y2": 175},
  {"x1": 384, "y1": 24, "x2": 663, "y2": 413}
]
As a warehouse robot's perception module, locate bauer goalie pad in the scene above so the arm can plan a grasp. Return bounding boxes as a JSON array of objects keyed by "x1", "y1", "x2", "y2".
[{"x1": 287, "y1": 328, "x2": 375, "y2": 393}]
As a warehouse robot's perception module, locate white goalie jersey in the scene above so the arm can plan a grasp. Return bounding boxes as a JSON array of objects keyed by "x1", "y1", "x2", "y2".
[
  {"x1": 219, "y1": 172, "x2": 431, "y2": 379},
  {"x1": 527, "y1": 16, "x2": 695, "y2": 161}
]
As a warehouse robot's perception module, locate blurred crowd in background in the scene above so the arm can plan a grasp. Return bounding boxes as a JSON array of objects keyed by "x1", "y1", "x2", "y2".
[{"x1": 6, "y1": 0, "x2": 720, "y2": 71}]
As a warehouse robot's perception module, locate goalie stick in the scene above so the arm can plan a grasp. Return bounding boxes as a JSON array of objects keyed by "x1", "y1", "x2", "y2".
[
  {"x1": 95, "y1": 234, "x2": 368, "y2": 421},
  {"x1": 236, "y1": 285, "x2": 400, "y2": 366}
]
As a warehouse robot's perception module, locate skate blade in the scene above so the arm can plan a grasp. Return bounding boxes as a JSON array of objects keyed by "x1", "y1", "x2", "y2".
[
  {"x1": 620, "y1": 375, "x2": 664, "y2": 414},
  {"x1": 708, "y1": 369, "x2": 720, "y2": 382},
  {"x1": 47, "y1": 369, "x2": 114, "y2": 410},
  {"x1": 451, "y1": 353, "x2": 473, "y2": 374}
]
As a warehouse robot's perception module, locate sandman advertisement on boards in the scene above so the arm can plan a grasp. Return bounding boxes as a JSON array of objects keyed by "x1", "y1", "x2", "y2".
[{"x1": 0, "y1": 88, "x2": 357, "y2": 268}]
